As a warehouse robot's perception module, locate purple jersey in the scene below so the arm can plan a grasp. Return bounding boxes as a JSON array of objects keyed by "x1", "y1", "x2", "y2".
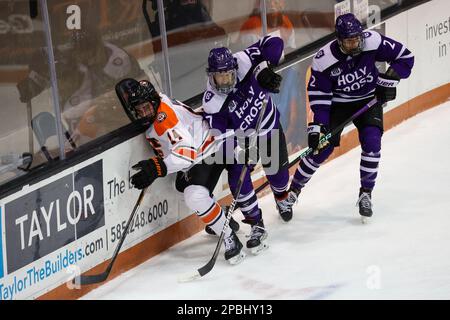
[
  {"x1": 202, "y1": 35, "x2": 284, "y2": 136},
  {"x1": 308, "y1": 30, "x2": 414, "y2": 125}
]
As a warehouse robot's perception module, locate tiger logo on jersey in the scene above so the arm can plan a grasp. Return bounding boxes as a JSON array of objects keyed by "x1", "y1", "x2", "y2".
[{"x1": 157, "y1": 112, "x2": 167, "y2": 123}]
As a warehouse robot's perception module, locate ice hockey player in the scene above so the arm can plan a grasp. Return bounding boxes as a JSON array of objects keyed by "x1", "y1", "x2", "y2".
[
  {"x1": 115, "y1": 78, "x2": 245, "y2": 264},
  {"x1": 287, "y1": 13, "x2": 414, "y2": 222},
  {"x1": 202, "y1": 35, "x2": 292, "y2": 255}
]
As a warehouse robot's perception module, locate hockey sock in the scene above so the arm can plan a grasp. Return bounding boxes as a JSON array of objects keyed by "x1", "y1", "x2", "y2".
[
  {"x1": 236, "y1": 190, "x2": 261, "y2": 222},
  {"x1": 184, "y1": 185, "x2": 231, "y2": 237},
  {"x1": 201, "y1": 203, "x2": 232, "y2": 237},
  {"x1": 291, "y1": 145, "x2": 333, "y2": 191},
  {"x1": 359, "y1": 126, "x2": 382, "y2": 190},
  {"x1": 360, "y1": 151, "x2": 381, "y2": 190},
  {"x1": 266, "y1": 166, "x2": 289, "y2": 198}
]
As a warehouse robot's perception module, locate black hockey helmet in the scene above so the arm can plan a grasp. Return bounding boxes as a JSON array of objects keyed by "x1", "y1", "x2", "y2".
[{"x1": 115, "y1": 78, "x2": 161, "y2": 126}]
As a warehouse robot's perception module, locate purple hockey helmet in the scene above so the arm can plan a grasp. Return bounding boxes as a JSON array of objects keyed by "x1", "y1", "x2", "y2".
[
  {"x1": 335, "y1": 13, "x2": 365, "y2": 56},
  {"x1": 206, "y1": 47, "x2": 238, "y2": 94}
]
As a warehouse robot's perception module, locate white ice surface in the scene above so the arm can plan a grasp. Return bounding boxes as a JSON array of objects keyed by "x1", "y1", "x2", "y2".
[{"x1": 82, "y1": 101, "x2": 450, "y2": 300}]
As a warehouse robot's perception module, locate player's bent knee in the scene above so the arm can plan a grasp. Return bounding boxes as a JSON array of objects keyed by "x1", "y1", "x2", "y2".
[
  {"x1": 184, "y1": 185, "x2": 213, "y2": 213},
  {"x1": 360, "y1": 127, "x2": 382, "y2": 153}
]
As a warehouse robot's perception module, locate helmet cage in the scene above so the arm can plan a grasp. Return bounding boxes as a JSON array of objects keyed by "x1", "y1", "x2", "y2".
[
  {"x1": 337, "y1": 34, "x2": 365, "y2": 56},
  {"x1": 335, "y1": 13, "x2": 365, "y2": 56},
  {"x1": 206, "y1": 47, "x2": 238, "y2": 94},
  {"x1": 115, "y1": 79, "x2": 160, "y2": 126},
  {"x1": 208, "y1": 70, "x2": 237, "y2": 95}
]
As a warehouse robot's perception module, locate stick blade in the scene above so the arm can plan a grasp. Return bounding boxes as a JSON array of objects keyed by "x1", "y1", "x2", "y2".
[
  {"x1": 74, "y1": 272, "x2": 109, "y2": 286},
  {"x1": 177, "y1": 271, "x2": 201, "y2": 283}
]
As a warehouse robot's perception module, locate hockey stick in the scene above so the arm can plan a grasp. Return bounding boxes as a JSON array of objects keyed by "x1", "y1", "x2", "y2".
[
  {"x1": 27, "y1": 101, "x2": 34, "y2": 156},
  {"x1": 74, "y1": 77, "x2": 157, "y2": 286},
  {"x1": 254, "y1": 97, "x2": 378, "y2": 194},
  {"x1": 179, "y1": 94, "x2": 271, "y2": 282},
  {"x1": 74, "y1": 187, "x2": 148, "y2": 286}
]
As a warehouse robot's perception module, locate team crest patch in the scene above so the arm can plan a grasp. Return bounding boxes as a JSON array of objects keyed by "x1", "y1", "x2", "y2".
[
  {"x1": 363, "y1": 32, "x2": 371, "y2": 38},
  {"x1": 228, "y1": 100, "x2": 238, "y2": 112},
  {"x1": 157, "y1": 112, "x2": 167, "y2": 123},
  {"x1": 204, "y1": 91, "x2": 215, "y2": 103},
  {"x1": 331, "y1": 67, "x2": 342, "y2": 77},
  {"x1": 315, "y1": 50, "x2": 325, "y2": 59}
]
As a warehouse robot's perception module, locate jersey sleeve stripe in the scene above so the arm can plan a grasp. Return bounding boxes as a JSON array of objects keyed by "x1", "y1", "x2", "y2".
[
  {"x1": 334, "y1": 89, "x2": 375, "y2": 98},
  {"x1": 199, "y1": 135, "x2": 216, "y2": 154},
  {"x1": 308, "y1": 90, "x2": 333, "y2": 96},
  {"x1": 171, "y1": 152, "x2": 195, "y2": 164},
  {"x1": 398, "y1": 52, "x2": 414, "y2": 59},
  {"x1": 309, "y1": 100, "x2": 332, "y2": 106},
  {"x1": 395, "y1": 45, "x2": 407, "y2": 60},
  {"x1": 332, "y1": 96, "x2": 373, "y2": 103},
  {"x1": 174, "y1": 147, "x2": 198, "y2": 161}
]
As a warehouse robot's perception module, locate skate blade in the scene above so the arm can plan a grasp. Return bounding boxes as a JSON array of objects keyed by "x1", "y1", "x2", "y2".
[
  {"x1": 278, "y1": 210, "x2": 293, "y2": 223},
  {"x1": 279, "y1": 215, "x2": 290, "y2": 224},
  {"x1": 228, "y1": 251, "x2": 246, "y2": 265},
  {"x1": 361, "y1": 216, "x2": 371, "y2": 224},
  {"x1": 250, "y1": 241, "x2": 269, "y2": 255}
]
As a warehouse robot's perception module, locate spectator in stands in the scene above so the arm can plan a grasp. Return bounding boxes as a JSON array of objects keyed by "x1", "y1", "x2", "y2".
[
  {"x1": 17, "y1": 28, "x2": 145, "y2": 147},
  {"x1": 237, "y1": 0, "x2": 296, "y2": 50},
  {"x1": 146, "y1": 0, "x2": 226, "y2": 38}
]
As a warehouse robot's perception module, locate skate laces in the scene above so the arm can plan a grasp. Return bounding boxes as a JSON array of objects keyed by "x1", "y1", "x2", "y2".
[
  {"x1": 276, "y1": 197, "x2": 291, "y2": 212},
  {"x1": 288, "y1": 188, "x2": 301, "y2": 205},
  {"x1": 276, "y1": 191, "x2": 298, "y2": 212},
  {"x1": 224, "y1": 234, "x2": 236, "y2": 251},
  {"x1": 247, "y1": 223, "x2": 266, "y2": 241},
  {"x1": 356, "y1": 192, "x2": 372, "y2": 209}
]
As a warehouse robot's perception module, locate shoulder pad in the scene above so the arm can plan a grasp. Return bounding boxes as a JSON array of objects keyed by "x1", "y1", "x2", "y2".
[
  {"x1": 202, "y1": 89, "x2": 226, "y2": 114},
  {"x1": 234, "y1": 51, "x2": 252, "y2": 80},
  {"x1": 311, "y1": 41, "x2": 339, "y2": 72},
  {"x1": 153, "y1": 102, "x2": 179, "y2": 137},
  {"x1": 159, "y1": 93, "x2": 172, "y2": 105},
  {"x1": 362, "y1": 30, "x2": 382, "y2": 51}
]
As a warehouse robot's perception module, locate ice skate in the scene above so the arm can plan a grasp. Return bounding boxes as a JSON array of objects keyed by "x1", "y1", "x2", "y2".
[
  {"x1": 224, "y1": 231, "x2": 246, "y2": 265},
  {"x1": 275, "y1": 189, "x2": 300, "y2": 222},
  {"x1": 357, "y1": 188, "x2": 373, "y2": 224},
  {"x1": 246, "y1": 219, "x2": 268, "y2": 255}
]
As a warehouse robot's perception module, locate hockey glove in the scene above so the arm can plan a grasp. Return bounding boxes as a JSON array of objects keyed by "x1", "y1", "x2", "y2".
[
  {"x1": 255, "y1": 61, "x2": 282, "y2": 93},
  {"x1": 375, "y1": 68, "x2": 400, "y2": 104},
  {"x1": 235, "y1": 133, "x2": 259, "y2": 166},
  {"x1": 308, "y1": 122, "x2": 330, "y2": 155},
  {"x1": 131, "y1": 156, "x2": 167, "y2": 190}
]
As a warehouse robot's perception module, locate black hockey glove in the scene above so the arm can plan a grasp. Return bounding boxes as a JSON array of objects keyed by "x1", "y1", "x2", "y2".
[
  {"x1": 308, "y1": 122, "x2": 330, "y2": 155},
  {"x1": 375, "y1": 68, "x2": 400, "y2": 105},
  {"x1": 131, "y1": 156, "x2": 168, "y2": 190},
  {"x1": 255, "y1": 61, "x2": 282, "y2": 93}
]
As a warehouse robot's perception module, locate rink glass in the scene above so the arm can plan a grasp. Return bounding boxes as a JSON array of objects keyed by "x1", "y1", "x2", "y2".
[{"x1": 0, "y1": 0, "x2": 402, "y2": 188}]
